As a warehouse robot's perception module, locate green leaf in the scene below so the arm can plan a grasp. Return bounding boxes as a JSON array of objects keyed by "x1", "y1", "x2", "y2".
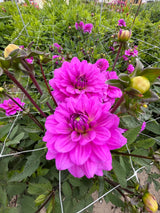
[
  {"x1": 19, "y1": 196, "x2": 37, "y2": 213},
  {"x1": 9, "y1": 151, "x2": 42, "y2": 182},
  {"x1": 28, "y1": 182, "x2": 52, "y2": 195},
  {"x1": 7, "y1": 132, "x2": 25, "y2": 146},
  {"x1": 9, "y1": 125, "x2": 19, "y2": 140},
  {"x1": 0, "y1": 186, "x2": 8, "y2": 207},
  {"x1": 107, "y1": 192, "x2": 124, "y2": 207},
  {"x1": 62, "y1": 182, "x2": 72, "y2": 197},
  {"x1": 112, "y1": 158, "x2": 127, "y2": 187},
  {"x1": 68, "y1": 176, "x2": 81, "y2": 187},
  {"x1": 146, "y1": 121, "x2": 160, "y2": 135},
  {"x1": 119, "y1": 73, "x2": 130, "y2": 86},
  {"x1": 0, "y1": 124, "x2": 12, "y2": 139},
  {"x1": 35, "y1": 194, "x2": 47, "y2": 206},
  {"x1": 123, "y1": 125, "x2": 142, "y2": 146},
  {"x1": 7, "y1": 183, "x2": 26, "y2": 198},
  {"x1": 140, "y1": 68, "x2": 160, "y2": 83},
  {"x1": 120, "y1": 115, "x2": 140, "y2": 129},
  {"x1": 135, "y1": 138, "x2": 156, "y2": 149}
]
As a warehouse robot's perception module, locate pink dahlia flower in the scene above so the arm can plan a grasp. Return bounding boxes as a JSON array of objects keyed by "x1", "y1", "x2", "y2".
[
  {"x1": 95, "y1": 58, "x2": 109, "y2": 72},
  {"x1": 127, "y1": 64, "x2": 135, "y2": 73},
  {"x1": 53, "y1": 43, "x2": 63, "y2": 53},
  {"x1": 0, "y1": 98, "x2": 25, "y2": 116},
  {"x1": 75, "y1": 21, "x2": 84, "y2": 30},
  {"x1": 122, "y1": 55, "x2": 129, "y2": 61},
  {"x1": 83, "y1": 23, "x2": 93, "y2": 34},
  {"x1": 103, "y1": 71, "x2": 122, "y2": 105},
  {"x1": 26, "y1": 57, "x2": 34, "y2": 64},
  {"x1": 118, "y1": 19, "x2": 126, "y2": 27},
  {"x1": 43, "y1": 95, "x2": 127, "y2": 178},
  {"x1": 125, "y1": 47, "x2": 138, "y2": 57},
  {"x1": 49, "y1": 57, "x2": 106, "y2": 102}
]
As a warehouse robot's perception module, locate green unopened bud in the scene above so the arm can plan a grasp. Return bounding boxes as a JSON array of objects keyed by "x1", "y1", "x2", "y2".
[
  {"x1": 0, "y1": 87, "x2": 4, "y2": 92},
  {"x1": 118, "y1": 29, "x2": 131, "y2": 42},
  {"x1": 4, "y1": 44, "x2": 19, "y2": 58},
  {"x1": 39, "y1": 55, "x2": 43, "y2": 61},
  {"x1": 142, "y1": 192, "x2": 158, "y2": 213},
  {"x1": 131, "y1": 76, "x2": 150, "y2": 94}
]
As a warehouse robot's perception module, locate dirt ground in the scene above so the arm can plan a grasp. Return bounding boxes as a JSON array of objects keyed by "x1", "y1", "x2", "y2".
[{"x1": 92, "y1": 166, "x2": 160, "y2": 213}]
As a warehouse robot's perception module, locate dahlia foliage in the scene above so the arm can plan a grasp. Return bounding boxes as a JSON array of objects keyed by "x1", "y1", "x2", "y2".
[{"x1": 44, "y1": 57, "x2": 127, "y2": 178}]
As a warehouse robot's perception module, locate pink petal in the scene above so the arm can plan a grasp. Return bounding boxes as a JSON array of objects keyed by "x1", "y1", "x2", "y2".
[
  {"x1": 93, "y1": 127, "x2": 111, "y2": 145},
  {"x1": 80, "y1": 131, "x2": 96, "y2": 145},
  {"x1": 71, "y1": 131, "x2": 81, "y2": 141},
  {"x1": 56, "y1": 153, "x2": 73, "y2": 170},
  {"x1": 46, "y1": 149, "x2": 57, "y2": 160},
  {"x1": 54, "y1": 135, "x2": 76, "y2": 153},
  {"x1": 69, "y1": 143, "x2": 92, "y2": 165},
  {"x1": 93, "y1": 144, "x2": 111, "y2": 162},
  {"x1": 83, "y1": 160, "x2": 97, "y2": 178},
  {"x1": 107, "y1": 129, "x2": 127, "y2": 150},
  {"x1": 68, "y1": 165, "x2": 84, "y2": 178}
]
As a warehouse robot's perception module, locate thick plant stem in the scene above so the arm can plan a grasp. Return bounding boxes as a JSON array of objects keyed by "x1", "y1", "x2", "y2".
[
  {"x1": 21, "y1": 59, "x2": 55, "y2": 113},
  {"x1": 5, "y1": 93, "x2": 44, "y2": 131},
  {"x1": 38, "y1": 60, "x2": 58, "y2": 107},
  {"x1": 110, "y1": 95, "x2": 124, "y2": 113},
  {"x1": 111, "y1": 150, "x2": 154, "y2": 160},
  {"x1": 112, "y1": 42, "x2": 122, "y2": 71},
  {"x1": 35, "y1": 190, "x2": 55, "y2": 213},
  {"x1": 4, "y1": 69, "x2": 47, "y2": 118}
]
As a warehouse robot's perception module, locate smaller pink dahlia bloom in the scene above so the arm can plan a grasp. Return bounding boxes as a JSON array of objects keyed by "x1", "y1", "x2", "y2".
[
  {"x1": 0, "y1": 98, "x2": 25, "y2": 116},
  {"x1": 95, "y1": 59, "x2": 109, "y2": 72},
  {"x1": 83, "y1": 23, "x2": 93, "y2": 34},
  {"x1": 49, "y1": 57, "x2": 106, "y2": 102},
  {"x1": 53, "y1": 43, "x2": 63, "y2": 53},
  {"x1": 122, "y1": 55, "x2": 129, "y2": 61},
  {"x1": 127, "y1": 64, "x2": 135, "y2": 73},
  {"x1": 26, "y1": 57, "x2": 34, "y2": 64},
  {"x1": 118, "y1": 19, "x2": 126, "y2": 27},
  {"x1": 103, "y1": 71, "x2": 122, "y2": 105},
  {"x1": 125, "y1": 47, "x2": 138, "y2": 57},
  {"x1": 43, "y1": 95, "x2": 127, "y2": 178},
  {"x1": 75, "y1": 21, "x2": 84, "y2": 30}
]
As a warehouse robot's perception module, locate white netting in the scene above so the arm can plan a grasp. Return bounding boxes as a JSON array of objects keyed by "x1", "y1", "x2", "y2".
[{"x1": 0, "y1": 0, "x2": 160, "y2": 212}]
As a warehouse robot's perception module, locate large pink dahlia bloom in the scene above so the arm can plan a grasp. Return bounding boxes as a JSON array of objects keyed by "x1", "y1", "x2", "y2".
[
  {"x1": 43, "y1": 95, "x2": 127, "y2": 178},
  {"x1": 0, "y1": 98, "x2": 25, "y2": 116},
  {"x1": 49, "y1": 57, "x2": 106, "y2": 102}
]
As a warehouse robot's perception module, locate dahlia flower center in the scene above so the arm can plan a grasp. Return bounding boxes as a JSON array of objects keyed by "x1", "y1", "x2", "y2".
[
  {"x1": 75, "y1": 76, "x2": 87, "y2": 90},
  {"x1": 8, "y1": 100, "x2": 14, "y2": 107},
  {"x1": 70, "y1": 113, "x2": 89, "y2": 133}
]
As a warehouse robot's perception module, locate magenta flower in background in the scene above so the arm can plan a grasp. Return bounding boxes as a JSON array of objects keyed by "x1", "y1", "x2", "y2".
[
  {"x1": 52, "y1": 55, "x2": 65, "y2": 64},
  {"x1": 49, "y1": 57, "x2": 106, "y2": 102},
  {"x1": 140, "y1": 122, "x2": 146, "y2": 132},
  {"x1": 26, "y1": 57, "x2": 34, "y2": 64},
  {"x1": 19, "y1": 45, "x2": 24, "y2": 49},
  {"x1": 83, "y1": 23, "x2": 93, "y2": 34},
  {"x1": 102, "y1": 71, "x2": 122, "y2": 105},
  {"x1": 127, "y1": 64, "x2": 135, "y2": 73},
  {"x1": 95, "y1": 59, "x2": 109, "y2": 72},
  {"x1": 75, "y1": 21, "x2": 84, "y2": 30},
  {"x1": 109, "y1": 46, "x2": 114, "y2": 52},
  {"x1": 118, "y1": 19, "x2": 126, "y2": 27},
  {"x1": 125, "y1": 47, "x2": 138, "y2": 57},
  {"x1": 122, "y1": 55, "x2": 129, "y2": 61},
  {"x1": 0, "y1": 98, "x2": 25, "y2": 116},
  {"x1": 53, "y1": 43, "x2": 63, "y2": 53},
  {"x1": 43, "y1": 95, "x2": 127, "y2": 178}
]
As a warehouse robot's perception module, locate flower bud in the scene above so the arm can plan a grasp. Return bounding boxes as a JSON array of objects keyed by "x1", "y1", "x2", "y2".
[
  {"x1": 131, "y1": 76, "x2": 150, "y2": 94},
  {"x1": 143, "y1": 104, "x2": 147, "y2": 108},
  {"x1": 4, "y1": 44, "x2": 19, "y2": 58},
  {"x1": 142, "y1": 192, "x2": 158, "y2": 213},
  {"x1": 0, "y1": 87, "x2": 4, "y2": 92},
  {"x1": 118, "y1": 29, "x2": 131, "y2": 42}
]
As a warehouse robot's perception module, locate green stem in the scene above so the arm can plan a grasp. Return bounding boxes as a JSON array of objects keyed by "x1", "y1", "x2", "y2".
[
  {"x1": 38, "y1": 60, "x2": 58, "y2": 107},
  {"x1": 110, "y1": 95, "x2": 124, "y2": 113},
  {"x1": 34, "y1": 190, "x2": 55, "y2": 213},
  {"x1": 21, "y1": 59, "x2": 54, "y2": 113},
  {"x1": 4, "y1": 93, "x2": 44, "y2": 131},
  {"x1": 4, "y1": 69, "x2": 47, "y2": 118},
  {"x1": 112, "y1": 42, "x2": 122, "y2": 71},
  {"x1": 111, "y1": 150, "x2": 154, "y2": 160}
]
